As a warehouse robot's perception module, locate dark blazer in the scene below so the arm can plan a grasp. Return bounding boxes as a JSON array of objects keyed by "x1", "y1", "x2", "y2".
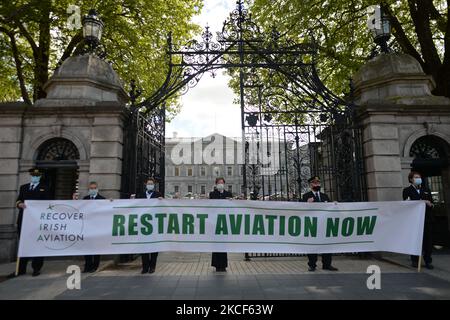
[
  {"x1": 402, "y1": 185, "x2": 433, "y2": 221},
  {"x1": 209, "y1": 190, "x2": 232, "y2": 199},
  {"x1": 16, "y1": 182, "x2": 51, "y2": 232},
  {"x1": 301, "y1": 191, "x2": 330, "y2": 203},
  {"x1": 83, "y1": 194, "x2": 106, "y2": 200},
  {"x1": 136, "y1": 190, "x2": 162, "y2": 199}
]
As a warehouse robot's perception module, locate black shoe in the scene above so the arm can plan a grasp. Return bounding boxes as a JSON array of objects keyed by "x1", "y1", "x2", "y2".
[
  {"x1": 425, "y1": 264, "x2": 434, "y2": 270},
  {"x1": 411, "y1": 261, "x2": 418, "y2": 268},
  {"x1": 308, "y1": 266, "x2": 316, "y2": 272},
  {"x1": 88, "y1": 268, "x2": 97, "y2": 273},
  {"x1": 323, "y1": 266, "x2": 338, "y2": 271},
  {"x1": 32, "y1": 270, "x2": 41, "y2": 277},
  {"x1": 216, "y1": 268, "x2": 227, "y2": 272},
  {"x1": 141, "y1": 269, "x2": 149, "y2": 274},
  {"x1": 148, "y1": 268, "x2": 155, "y2": 274}
]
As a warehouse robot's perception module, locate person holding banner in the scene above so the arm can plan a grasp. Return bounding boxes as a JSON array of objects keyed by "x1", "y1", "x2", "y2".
[
  {"x1": 210, "y1": 177, "x2": 232, "y2": 272},
  {"x1": 75, "y1": 182, "x2": 106, "y2": 273},
  {"x1": 403, "y1": 171, "x2": 434, "y2": 269},
  {"x1": 132, "y1": 177, "x2": 162, "y2": 274},
  {"x1": 302, "y1": 176, "x2": 339, "y2": 272},
  {"x1": 9, "y1": 168, "x2": 50, "y2": 278}
]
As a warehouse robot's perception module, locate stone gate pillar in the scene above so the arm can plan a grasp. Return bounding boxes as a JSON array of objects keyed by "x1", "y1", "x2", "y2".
[
  {"x1": 353, "y1": 53, "x2": 450, "y2": 202},
  {"x1": 0, "y1": 54, "x2": 129, "y2": 262}
]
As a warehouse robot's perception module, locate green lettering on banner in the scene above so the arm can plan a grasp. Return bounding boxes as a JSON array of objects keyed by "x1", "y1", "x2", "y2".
[
  {"x1": 167, "y1": 214, "x2": 180, "y2": 234},
  {"x1": 342, "y1": 217, "x2": 354, "y2": 237},
  {"x1": 215, "y1": 214, "x2": 228, "y2": 235},
  {"x1": 357, "y1": 216, "x2": 377, "y2": 235},
  {"x1": 326, "y1": 218, "x2": 339, "y2": 237},
  {"x1": 288, "y1": 216, "x2": 301, "y2": 236},
  {"x1": 182, "y1": 214, "x2": 195, "y2": 234},
  {"x1": 304, "y1": 216, "x2": 317, "y2": 237},
  {"x1": 244, "y1": 214, "x2": 250, "y2": 235},
  {"x1": 265, "y1": 215, "x2": 277, "y2": 235},
  {"x1": 196, "y1": 214, "x2": 208, "y2": 234},
  {"x1": 112, "y1": 215, "x2": 125, "y2": 236},
  {"x1": 252, "y1": 215, "x2": 265, "y2": 235},
  {"x1": 279, "y1": 215, "x2": 285, "y2": 235},
  {"x1": 140, "y1": 214, "x2": 153, "y2": 235},
  {"x1": 229, "y1": 214, "x2": 242, "y2": 235},
  {"x1": 128, "y1": 214, "x2": 138, "y2": 235},
  {"x1": 155, "y1": 213, "x2": 167, "y2": 234}
]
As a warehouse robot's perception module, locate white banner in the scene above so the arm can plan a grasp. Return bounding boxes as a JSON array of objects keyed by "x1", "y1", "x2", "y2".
[{"x1": 18, "y1": 199, "x2": 425, "y2": 257}]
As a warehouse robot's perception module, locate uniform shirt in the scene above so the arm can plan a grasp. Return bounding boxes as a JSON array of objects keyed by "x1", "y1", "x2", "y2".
[
  {"x1": 301, "y1": 190, "x2": 330, "y2": 203},
  {"x1": 136, "y1": 190, "x2": 162, "y2": 199},
  {"x1": 402, "y1": 184, "x2": 433, "y2": 221},
  {"x1": 16, "y1": 182, "x2": 50, "y2": 232},
  {"x1": 83, "y1": 194, "x2": 106, "y2": 200},
  {"x1": 209, "y1": 190, "x2": 232, "y2": 199}
]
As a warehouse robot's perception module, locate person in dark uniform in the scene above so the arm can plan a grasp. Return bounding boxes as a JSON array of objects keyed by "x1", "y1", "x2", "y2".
[
  {"x1": 133, "y1": 177, "x2": 162, "y2": 274},
  {"x1": 403, "y1": 171, "x2": 434, "y2": 269},
  {"x1": 302, "y1": 176, "x2": 338, "y2": 272},
  {"x1": 209, "y1": 177, "x2": 232, "y2": 272},
  {"x1": 10, "y1": 168, "x2": 50, "y2": 278},
  {"x1": 74, "y1": 181, "x2": 105, "y2": 273}
]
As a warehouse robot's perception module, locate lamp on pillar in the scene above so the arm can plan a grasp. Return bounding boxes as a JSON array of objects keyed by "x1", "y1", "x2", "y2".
[
  {"x1": 82, "y1": 9, "x2": 104, "y2": 54},
  {"x1": 368, "y1": 5, "x2": 391, "y2": 57}
]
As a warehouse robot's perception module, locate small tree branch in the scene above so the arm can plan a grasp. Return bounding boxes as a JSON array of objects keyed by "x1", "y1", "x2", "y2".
[
  {"x1": 56, "y1": 31, "x2": 83, "y2": 67},
  {"x1": 381, "y1": 3, "x2": 425, "y2": 67}
]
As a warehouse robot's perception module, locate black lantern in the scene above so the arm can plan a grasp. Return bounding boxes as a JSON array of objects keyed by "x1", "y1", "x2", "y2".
[
  {"x1": 369, "y1": 6, "x2": 391, "y2": 53},
  {"x1": 82, "y1": 9, "x2": 103, "y2": 50}
]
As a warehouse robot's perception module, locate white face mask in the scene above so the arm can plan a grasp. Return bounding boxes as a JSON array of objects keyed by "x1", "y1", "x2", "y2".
[
  {"x1": 146, "y1": 184, "x2": 155, "y2": 191},
  {"x1": 88, "y1": 189, "x2": 98, "y2": 197},
  {"x1": 216, "y1": 183, "x2": 225, "y2": 191}
]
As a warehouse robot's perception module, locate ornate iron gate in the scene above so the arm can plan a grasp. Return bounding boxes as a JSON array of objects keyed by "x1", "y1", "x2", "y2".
[
  {"x1": 125, "y1": 0, "x2": 367, "y2": 257},
  {"x1": 121, "y1": 80, "x2": 165, "y2": 198}
]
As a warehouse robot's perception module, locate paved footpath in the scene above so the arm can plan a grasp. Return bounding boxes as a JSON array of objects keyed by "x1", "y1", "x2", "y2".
[{"x1": 0, "y1": 252, "x2": 449, "y2": 300}]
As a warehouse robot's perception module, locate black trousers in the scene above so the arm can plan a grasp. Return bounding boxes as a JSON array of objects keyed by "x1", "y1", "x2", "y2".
[
  {"x1": 211, "y1": 252, "x2": 228, "y2": 269},
  {"x1": 17, "y1": 224, "x2": 44, "y2": 274},
  {"x1": 307, "y1": 254, "x2": 332, "y2": 268},
  {"x1": 18, "y1": 257, "x2": 44, "y2": 274},
  {"x1": 411, "y1": 221, "x2": 433, "y2": 264},
  {"x1": 84, "y1": 255, "x2": 100, "y2": 271},
  {"x1": 141, "y1": 252, "x2": 158, "y2": 271}
]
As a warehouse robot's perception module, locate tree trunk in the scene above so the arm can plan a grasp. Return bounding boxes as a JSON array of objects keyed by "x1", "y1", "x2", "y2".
[{"x1": 33, "y1": 0, "x2": 51, "y2": 102}]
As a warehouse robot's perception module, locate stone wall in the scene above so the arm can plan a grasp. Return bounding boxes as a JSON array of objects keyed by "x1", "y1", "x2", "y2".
[{"x1": 354, "y1": 53, "x2": 450, "y2": 201}]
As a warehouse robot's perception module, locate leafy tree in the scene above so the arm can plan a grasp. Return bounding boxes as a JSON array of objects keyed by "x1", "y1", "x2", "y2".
[
  {"x1": 245, "y1": 0, "x2": 448, "y2": 100},
  {"x1": 0, "y1": 0, "x2": 202, "y2": 117}
]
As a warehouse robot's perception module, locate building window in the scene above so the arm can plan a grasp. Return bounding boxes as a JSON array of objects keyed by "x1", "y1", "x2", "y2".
[
  {"x1": 228, "y1": 185, "x2": 233, "y2": 193},
  {"x1": 201, "y1": 185, "x2": 206, "y2": 194},
  {"x1": 227, "y1": 166, "x2": 233, "y2": 176},
  {"x1": 187, "y1": 167, "x2": 193, "y2": 176},
  {"x1": 200, "y1": 166, "x2": 206, "y2": 176},
  {"x1": 174, "y1": 185, "x2": 179, "y2": 193},
  {"x1": 188, "y1": 185, "x2": 193, "y2": 193},
  {"x1": 239, "y1": 166, "x2": 243, "y2": 176},
  {"x1": 174, "y1": 167, "x2": 180, "y2": 176}
]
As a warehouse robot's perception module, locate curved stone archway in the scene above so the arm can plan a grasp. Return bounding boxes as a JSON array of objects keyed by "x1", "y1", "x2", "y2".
[{"x1": 403, "y1": 129, "x2": 450, "y2": 159}]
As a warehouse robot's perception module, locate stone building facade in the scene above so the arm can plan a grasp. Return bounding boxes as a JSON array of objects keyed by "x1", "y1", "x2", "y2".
[{"x1": 164, "y1": 133, "x2": 244, "y2": 198}]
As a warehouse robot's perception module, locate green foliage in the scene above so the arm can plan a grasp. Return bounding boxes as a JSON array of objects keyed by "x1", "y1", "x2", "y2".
[
  {"x1": 236, "y1": 0, "x2": 448, "y2": 102},
  {"x1": 0, "y1": 0, "x2": 203, "y2": 117}
]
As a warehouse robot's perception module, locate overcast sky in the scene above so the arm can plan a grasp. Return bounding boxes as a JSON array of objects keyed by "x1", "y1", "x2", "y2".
[{"x1": 165, "y1": 0, "x2": 241, "y2": 139}]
